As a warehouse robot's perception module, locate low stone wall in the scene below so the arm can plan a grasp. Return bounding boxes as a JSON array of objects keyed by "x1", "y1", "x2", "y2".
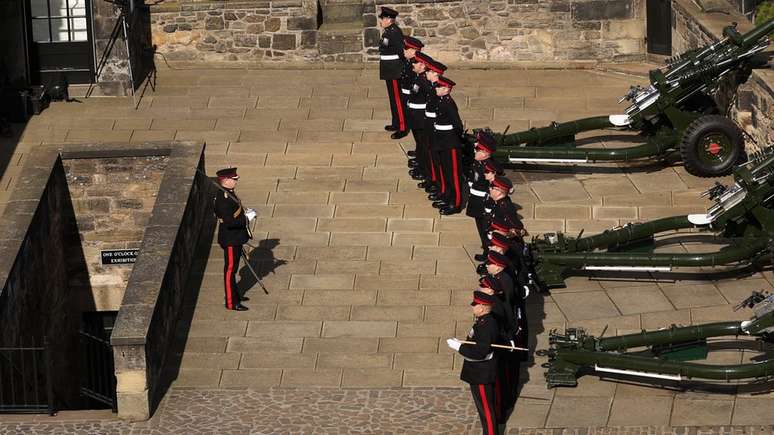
[
  {"x1": 64, "y1": 156, "x2": 168, "y2": 312},
  {"x1": 0, "y1": 151, "x2": 86, "y2": 408},
  {"x1": 672, "y1": 0, "x2": 773, "y2": 147},
  {"x1": 151, "y1": 0, "x2": 646, "y2": 65},
  {"x1": 150, "y1": 0, "x2": 319, "y2": 63},
  {"x1": 109, "y1": 141, "x2": 212, "y2": 421}
]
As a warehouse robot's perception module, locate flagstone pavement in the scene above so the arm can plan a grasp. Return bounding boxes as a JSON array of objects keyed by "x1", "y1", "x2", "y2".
[{"x1": 0, "y1": 65, "x2": 772, "y2": 433}]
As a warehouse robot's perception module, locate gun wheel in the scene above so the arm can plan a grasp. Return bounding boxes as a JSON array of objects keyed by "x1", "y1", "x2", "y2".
[{"x1": 680, "y1": 115, "x2": 745, "y2": 178}]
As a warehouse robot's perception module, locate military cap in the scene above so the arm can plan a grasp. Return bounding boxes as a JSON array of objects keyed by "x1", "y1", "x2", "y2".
[
  {"x1": 479, "y1": 275, "x2": 503, "y2": 293},
  {"x1": 475, "y1": 131, "x2": 497, "y2": 154},
  {"x1": 471, "y1": 290, "x2": 497, "y2": 306},
  {"x1": 490, "y1": 215, "x2": 521, "y2": 233},
  {"x1": 422, "y1": 57, "x2": 447, "y2": 74},
  {"x1": 490, "y1": 175, "x2": 513, "y2": 193},
  {"x1": 404, "y1": 36, "x2": 424, "y2": 50},
  {"x1": 413, "y1": 51, "x2": 434, "y2": 66},
  {"x1": 378, "y1": 6, "x2": 398, "y2": 18},
  {"x1": 489, "y1": 232, "x2": 512, "y2": 250},
  {"x1": 486, "y1": 251, "x2": 511, "y2": 268},
  {"x1": 483, "y1": 159, "x2": 504, "y2": 175},
  {"x1": 436, "y1": 76, "x2": 456, "y2": 89},
  {"x1": 216, "y1": 167, "x2": 239, "y2": 179}
]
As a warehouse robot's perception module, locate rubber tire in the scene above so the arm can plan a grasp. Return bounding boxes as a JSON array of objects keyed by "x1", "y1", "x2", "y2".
[{"x1": 679, "y1": 115, "x2": 744, "y2": 178}]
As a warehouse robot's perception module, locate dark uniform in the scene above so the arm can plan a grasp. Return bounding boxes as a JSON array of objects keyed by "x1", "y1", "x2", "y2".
[
  {"x1": 378, "y1": 7, "x2": 407, "y2": 136},
  {"x1": 419, "y1": 57, "x2": 446, "y2": 195},
  {"x1": 214, "y1": 168, "x2": 251, "y2": 311},
  {"x1": 432, "y1": 76, "x2": 466, "y2": 214},
  {"x1": 408, "y1": 51, "x2": 434, "y2": 183},
  {"x1": 467, "y1": 138, "x2": 502, "y2": 258},
  {"x1": 453, "y1": 291, "x2": 501, "y2": 435}
]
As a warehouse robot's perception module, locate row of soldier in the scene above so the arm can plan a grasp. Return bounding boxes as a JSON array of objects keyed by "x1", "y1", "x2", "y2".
[{"x1": 379, "y1": 7, "x2": 533, "y2": 434}]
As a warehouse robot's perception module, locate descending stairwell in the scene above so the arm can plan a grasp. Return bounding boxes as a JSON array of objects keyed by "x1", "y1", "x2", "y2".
[{"x1": 317, "y1": 0, "x2": 366, "y2": 62}]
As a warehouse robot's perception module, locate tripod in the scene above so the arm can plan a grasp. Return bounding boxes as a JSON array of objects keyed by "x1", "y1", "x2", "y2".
[{"x1": 86, "y1": 0, "x2": 136, "y2": 108}]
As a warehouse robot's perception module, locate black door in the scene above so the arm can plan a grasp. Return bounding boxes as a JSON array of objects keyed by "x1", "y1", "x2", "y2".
[
  {"x1": 27, "y1": 0, "x2": 94, "y2": 86},
  {"x1": 646, "y1": 0, "x2": 672, "y2": 56},
  {"x1": 79, "y1": 312, "x2": 117, "y2": 412}
]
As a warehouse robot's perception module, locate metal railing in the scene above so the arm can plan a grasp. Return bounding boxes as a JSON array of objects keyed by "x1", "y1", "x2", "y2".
[{"x1": 0, "y1": 338, "x2": 54, "y2": 415}]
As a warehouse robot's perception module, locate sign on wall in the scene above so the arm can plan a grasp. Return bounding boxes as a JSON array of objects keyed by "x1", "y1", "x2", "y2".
[{"x1": 100, "y1": 249, "x2": 139, "y2": 265}]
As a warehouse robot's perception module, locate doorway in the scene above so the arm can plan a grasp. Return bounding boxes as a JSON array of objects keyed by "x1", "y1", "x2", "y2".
[
  {"x1": 646, "y1": 0, "x2": 672, "y2": 56},
  {"x1": 26, "y1": 0, "x2": 95, "y2": 86}
]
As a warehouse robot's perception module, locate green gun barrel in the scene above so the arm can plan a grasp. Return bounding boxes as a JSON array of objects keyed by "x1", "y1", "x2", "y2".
[
  {"x1": 496, "y1": 116, "x2": 613, "y2": 146},
  {"x1": 539, "y1": 237, "x2": 767, "y2": 268},
  {"x1": 597, "y1": 322, "x2": 743, "y2": 351},
  {"x1": 574, "y1": 215, "x2": 696, "y2": 251},
  {"x1": 733, "y1": 19, "x2": 773, "y2": 49},
  {"x1": 559, "y1": 349, "x2": 774, "y2": 380}
]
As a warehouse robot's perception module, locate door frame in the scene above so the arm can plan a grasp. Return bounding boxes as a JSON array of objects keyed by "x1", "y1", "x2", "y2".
[{"x1": 24, "y1": 0, "x2": 97, "y2": 85}]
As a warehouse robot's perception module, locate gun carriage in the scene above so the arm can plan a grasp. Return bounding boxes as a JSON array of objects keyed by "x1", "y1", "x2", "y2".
[
  {"x1": 526, "y1": 145, "x2": 774, "y2": 290},
  {"x1": 537, "y1": 291, "x2": 774, "y2": 388},
  {"x1": 470, "y1": 20, "x2": 773, "y2": 177}
]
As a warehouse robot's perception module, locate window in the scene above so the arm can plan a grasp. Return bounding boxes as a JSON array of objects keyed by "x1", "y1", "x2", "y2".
[{"x1": 30, "y1": 0, "x2": 89, "y2": 43}]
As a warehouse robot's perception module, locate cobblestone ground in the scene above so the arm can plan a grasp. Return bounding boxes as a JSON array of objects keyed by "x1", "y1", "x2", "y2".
[{"x1": 0, "y1": 65, "x2": 772, "y2": 432}]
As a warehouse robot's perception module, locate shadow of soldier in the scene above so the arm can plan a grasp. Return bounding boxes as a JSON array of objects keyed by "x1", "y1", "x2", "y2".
[{"x1": 238, "y1": 238, "x2": 287, "y2": 298}]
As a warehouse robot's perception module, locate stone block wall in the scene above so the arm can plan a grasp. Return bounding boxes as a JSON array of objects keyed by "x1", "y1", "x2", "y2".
[
  {"x1": 150, "y1": 0, "x2": 646, "y2": 64},
  {"x1": 150, "y1": 0, "x2": 319, "y2": 62},
  {"x1": 63, "y1": 156, "x2": 169, "y2": 312},
  {"x1": 110, "y1": 142, "x2": 213, "y2": 421},
  {"x1": 0, "y1": 153, "x2": 86, "y2": 408}
]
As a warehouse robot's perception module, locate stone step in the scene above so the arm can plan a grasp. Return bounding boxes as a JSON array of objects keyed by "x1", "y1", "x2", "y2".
[{"x1": 318, "y1": 23, "x2": 364, "y2": 59}]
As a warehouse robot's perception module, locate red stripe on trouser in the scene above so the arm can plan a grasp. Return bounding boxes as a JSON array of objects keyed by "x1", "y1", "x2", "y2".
[
  {"x1": 479, "y1": 385, "x2": 495, "y2": 435},
  {"x1": 225, "y1": 246, "x2": 234, "y2": 309},
  {"x1": 428, "y1": 149, "x2": 436, "y2": 181},
  {"x1": 451, "y1": 148, "x2": 461, "y2": 208},
  {"x1": 438, "y1": 152, "x2": 446, "y2": 193},
  {"x1": 494, "y1": 378, "x2": 502, "y2": 420},
  {"x1": 392, "y1": 80, "x2": 406, "y2": 131}
]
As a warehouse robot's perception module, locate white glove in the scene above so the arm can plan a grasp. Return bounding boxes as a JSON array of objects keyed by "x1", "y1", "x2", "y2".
[
  {"x1": 446, "y1": 338, "x2": 462, "y2": 351},
  {"x1": 245, "y1": 208, "x2": 257, "y2": 221},
  {"x1": 522, "y1": 285, "x2": 530, "y2": 299}
]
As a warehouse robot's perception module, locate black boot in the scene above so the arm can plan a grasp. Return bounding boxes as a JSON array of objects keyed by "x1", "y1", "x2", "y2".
[{"x1": 391, "y1": 130, "x2": 409, "y2": 139}]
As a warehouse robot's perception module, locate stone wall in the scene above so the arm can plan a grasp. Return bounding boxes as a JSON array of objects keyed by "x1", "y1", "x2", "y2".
[
  {"x1": 0, "y1": 152, "x2": 86, "y2": 409},
  {"x1": 64, "y1": 156, "x2": 169, "y2": 312},
  {"x1": 109, "y1": 142, "x2": 213, "y2": 421},
  {"x1": 150, "y1": 0, "x2": 319, "y2": 63},
  {"x1": 151, "y1": 0, "x2": 646, "y2": 64}
]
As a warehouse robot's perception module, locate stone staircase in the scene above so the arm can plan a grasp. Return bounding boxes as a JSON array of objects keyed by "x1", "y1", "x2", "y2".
[{"x1": 317, "y1": 0, "x2": 365, "y2": 62}]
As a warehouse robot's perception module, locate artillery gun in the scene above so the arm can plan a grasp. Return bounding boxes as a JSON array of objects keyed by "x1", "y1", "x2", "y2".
[
  {"x1": 472, "y1": 19, "x2": 773, "y2": 177},
  {"x1": 536, "y1": 291, "x2": 774, "y2": 388},
  {"x1": 527, "y1": 145, "x2": 774, "y2": 290}
]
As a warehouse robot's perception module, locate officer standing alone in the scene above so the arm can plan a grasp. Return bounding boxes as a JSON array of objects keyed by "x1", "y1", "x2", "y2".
[
  {"x1": 378, "y1": 7, "x2": 409, "y2": 140},
  {"x1": 214, "y1": 168, "x2": 255, "y2": 312}
]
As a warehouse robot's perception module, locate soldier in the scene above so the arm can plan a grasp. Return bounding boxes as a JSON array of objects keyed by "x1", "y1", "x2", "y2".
[
  {"x1": 401, "y1": 36, "x2": 424, "y2": 166},
  {"x1": 431, "y1": 76, "x2": 466, "y2": 215},
  {"x1": 407, "y1": 51, "x2": 434, "y2": 185},
  {"x1": 421, "y1": 57, "x2": 447, "y2": 199},
  {"x1": 466, "y1": 132, "x2": 502, "y2": 261},
  {"x1": 487, "y1": 176, "x2": 523, "y2": 232},
  {"x1": 446, "y1": 291, "x2": 501, "y2": 435},
  {"x1": 214, "y1": 167, "x2": 255, "y2": 311},
  {"x1": 378, "y1": 7, "x2": 408, "y2": 140}
]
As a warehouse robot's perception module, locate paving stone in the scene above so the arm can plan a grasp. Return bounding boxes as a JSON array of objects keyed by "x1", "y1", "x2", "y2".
[
  {"x1": 179, "y1": 352, "x2": 241, "y2": 369},
  {"x1": 334, "y1": 204, "x2": 404, "y2": 218},
  {"x1": 315, "y1": 260, "x2": 381, "y2": 274},
  {"x1": 351, "y1": 306, "x2": 423, "y2": 321},
  {"x1": 276, "y1": 305, "x2": 351, "y2": 321},
  {"x1": 226, "y1": 337, "x2": 304, "y2": 353},
  {"x1": 670, "y1": 398, "x2": 734, "y2": 426},
  {"x1": 341, "y1": 369, "x2": 404, "y2": 387},
  {"x1": 171, "y1": 368, "x2": 223, "y2": 388},
  {"x1": 295, "y1": 246, "x2": 366, "y2": 260},
  {"x1": 219, "y1": 369, "x2": 282, "y2": 389},
  {"x1": 551, "y1": 291, "x2": 620, "y2": 321},
  {"x1": 317, "y1": 218, "x2": 387, "y2": 232},
  {"x1": 302, "y1": 290, "x2": 377, "y2": 306},
  {"x1": 355, "y1": 274, "x2": 420, "y2": 290},
  {"x1": 396, "y1": 321, "x2": 456, "y2": 337},
  {"x1": 245, "y1": 321, "x2": 322, "y2": 338},
  {"x1": 545, "y1": 396, "x2": 612, "y2": 427},
  {"x1": 239, "y1": 352, "x2": 317, "y2": 369},
  {"x1": 377, "y1": 290, "x2": 450, "y2": 306},
  {"x1": 392, "y1": 233, "x2": 440, "y2": 246},
  {"x1": 322, "y1": 321, "x2": 397, "y2": 338},
  {"x1": 640, "y1": 309, "x2": 692, "y2": 329},
  {"x1": 393, "y1": 353, "x2": 454, "y2": 370},
  {"x1": 180, "y1": 337, "x2": 228, "y2": 353},
  {"x1": 379, "y1": 337, "x2": 439, "y2": 353},
  {"x1": 731, "y1": 397, "x2": 774, "y2": 425},
  {"x1": 281, "y1": 369, "x2": 342, "y2": 387},
  {"x1": 365, "y1": 246, "x2": 413, "y2": 261},
  {"x1": 402, "y1": 369, "x2": 459, "y2": 387},
  {"x1": 186, "y1": 320, "x2": 249, "y2": 337},
  {"x1": 659, "y1": 283, "x2": 727, "y2": 309},
  {"x1": 386, "y1": 218, "x2": 434, "y2": 232},
  {"x1": 303, "y1": 337, "x2": 379, "y2": 354},
  {"x1": 329, "y1": 192, "x2": 390, "y2": 204},
  {"x1": 317, "y1": 353, "x2": 393, "y2": 369},
  {"x1": 606, "y1": 286, "x2": 675, "y2": 315}
]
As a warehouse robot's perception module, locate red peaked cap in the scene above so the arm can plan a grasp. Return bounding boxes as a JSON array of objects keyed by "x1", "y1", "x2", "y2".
[
  {"x1": 475, "y1": 131, "x2": 497, "y2": 153},
  {"x1": 216, "y1": 167, "x2": 239, "y2": 179},
  {"x1": 483, "y1": 159, "x2": 504, "y2": 175},
  {"x1": 418, "y1": 54, "x2": 447, "y2": 74},
  {"x1": 471, "y1": 290, "x2": 497, "y2": 306},
  {"x1": 491, "y1": 175, "x2": 513, "y2": 192},
  {"x1": 489, "y1": 232, "x2": 512, "y2": 250},
  {"x1": 404, "y1": 36, "x2": 424, "y2": 50},
  {"x1": 490, "y1": 215, "x2": 522, "y2": 233},
  {"x1": 436, "y1": 76, "x2": 456, "y2": 89},
  {"x1": 478, "y1": 275, "x2": 503, "y2": 293},
  {"x1": 486, "y1": 251, "x2": 511, "y2": 268}
]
